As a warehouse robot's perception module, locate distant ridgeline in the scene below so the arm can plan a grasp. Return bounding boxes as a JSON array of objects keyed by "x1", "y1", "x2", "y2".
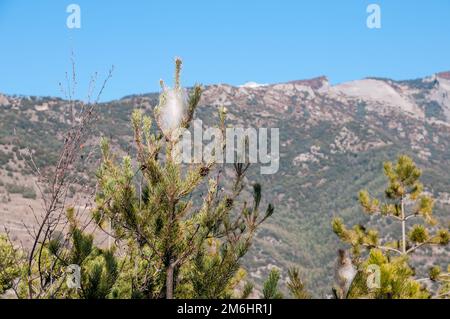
[{"x1": 1, "y1": 71, "x2": 450, "y2": 296}]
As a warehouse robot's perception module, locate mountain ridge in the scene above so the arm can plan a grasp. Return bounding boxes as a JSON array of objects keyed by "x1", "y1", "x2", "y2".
[
  {"x1": 3, "y1": 70, "x2": 450, "y2": 104},
  {"x1": 1, "y1": 70, "x2": 450, "y2": 296}
]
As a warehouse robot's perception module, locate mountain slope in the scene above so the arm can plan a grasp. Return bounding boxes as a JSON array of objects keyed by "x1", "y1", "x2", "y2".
[{"x1": 1, "y1": 72, "x2": 450, "y2": 296}]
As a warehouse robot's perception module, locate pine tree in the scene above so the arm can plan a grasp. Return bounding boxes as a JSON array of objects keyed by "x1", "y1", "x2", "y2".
[
  {"x1": 0, "y1": 234, "x2": 22, "y2": 295},
  {"x1": 345, "y1": 249, "x2": 429, "y2": 299},
  {"x1": 259, "y1": 268, "x2": 310, "y2": 299},
  {"x1": 287, "y1": 267, "x2": 311, "y2": 299},
  {"x1": 17, "y1": 207, "x2": 119, "y2": 299},
  {"x1": 332, "y1": 155, "x2": 450, "y2": 299},
  {"x1": 262, "y1": 269, "x2": 283, "y2": 299},
  {"x1": 93, "y1": 58, "x2": 274, "y2": 299},
  {"x1": 428, "y1": 265, "x2": 450, "y2": 299}
]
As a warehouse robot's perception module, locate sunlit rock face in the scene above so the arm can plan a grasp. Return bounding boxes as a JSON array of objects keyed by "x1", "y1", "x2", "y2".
[
  {"x1": 156, "y1": 87, "x2": 188, "y2": 138},
  {"x1": 0, "y1": 94, "x2": 9, "y2": 106}
]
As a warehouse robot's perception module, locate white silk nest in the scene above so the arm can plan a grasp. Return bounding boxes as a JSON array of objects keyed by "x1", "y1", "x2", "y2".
[{"x1": 157, "y1": 87, "x2": 188, "y2": 137}]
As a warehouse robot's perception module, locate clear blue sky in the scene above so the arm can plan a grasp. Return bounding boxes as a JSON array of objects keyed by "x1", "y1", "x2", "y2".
[{"x1": 0, "y1": 0, "x2": 449, "y2": 101}]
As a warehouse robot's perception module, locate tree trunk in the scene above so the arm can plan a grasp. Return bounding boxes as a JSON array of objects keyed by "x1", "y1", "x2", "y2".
[
  {"x1": 401, "y1": 197, "x2": 406, "y2": 254},
  {"x1": 166, "y1": 263, "x2": 175, "y2": 299}
]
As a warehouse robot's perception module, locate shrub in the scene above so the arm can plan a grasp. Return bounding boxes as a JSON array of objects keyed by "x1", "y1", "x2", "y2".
[{"x1": 5, "y1": 183, "x2": 37, "y2": 199}]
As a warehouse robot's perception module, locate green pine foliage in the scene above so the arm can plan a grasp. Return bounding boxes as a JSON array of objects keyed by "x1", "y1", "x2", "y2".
[
  {"x1": 287, "y1": 267, "x2": 311, "y2": 299},
  {"x1": 428, "y1": 265, "x2": 450, "y2": 299},
  {"x1": 332, "y1": 155, "x2": 450, "y2": 299},
  {"x1": 262, "y1": 269, "x2": 283, "y2": 299},
  {"x1": 91, "y1": 58, "x2": 274, "y2": 299},
  {"x1": 17, "y1": 208, "x2": 119, "y2": 299},
  {"x1": 2, "y1": 60, "x2": 450, "y2": 300},
  {"x1": 259, "y1": 268, "x2": 311, "y2": 299},
  {"x1": 0, "y1": 235, "x2": 22, "y2": 295},
  {"x1": 347, "y1": 249, "x2": 429, "y2": 299}
]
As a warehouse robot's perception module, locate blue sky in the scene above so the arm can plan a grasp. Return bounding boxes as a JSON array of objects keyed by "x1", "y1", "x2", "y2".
[{"x1": 0, "y1": 0, "x2": 449, "y2": 101}]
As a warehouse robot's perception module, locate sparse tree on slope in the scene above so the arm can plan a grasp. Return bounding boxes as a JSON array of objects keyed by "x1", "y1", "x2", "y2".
[{"x1": 332, "y1": 155, "x2": 449, "y2": 299}]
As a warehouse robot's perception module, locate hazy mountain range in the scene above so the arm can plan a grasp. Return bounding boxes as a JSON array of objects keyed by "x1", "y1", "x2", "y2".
[{"x1": 1, "y1": 71, "x2": 450, "y2": 296}]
